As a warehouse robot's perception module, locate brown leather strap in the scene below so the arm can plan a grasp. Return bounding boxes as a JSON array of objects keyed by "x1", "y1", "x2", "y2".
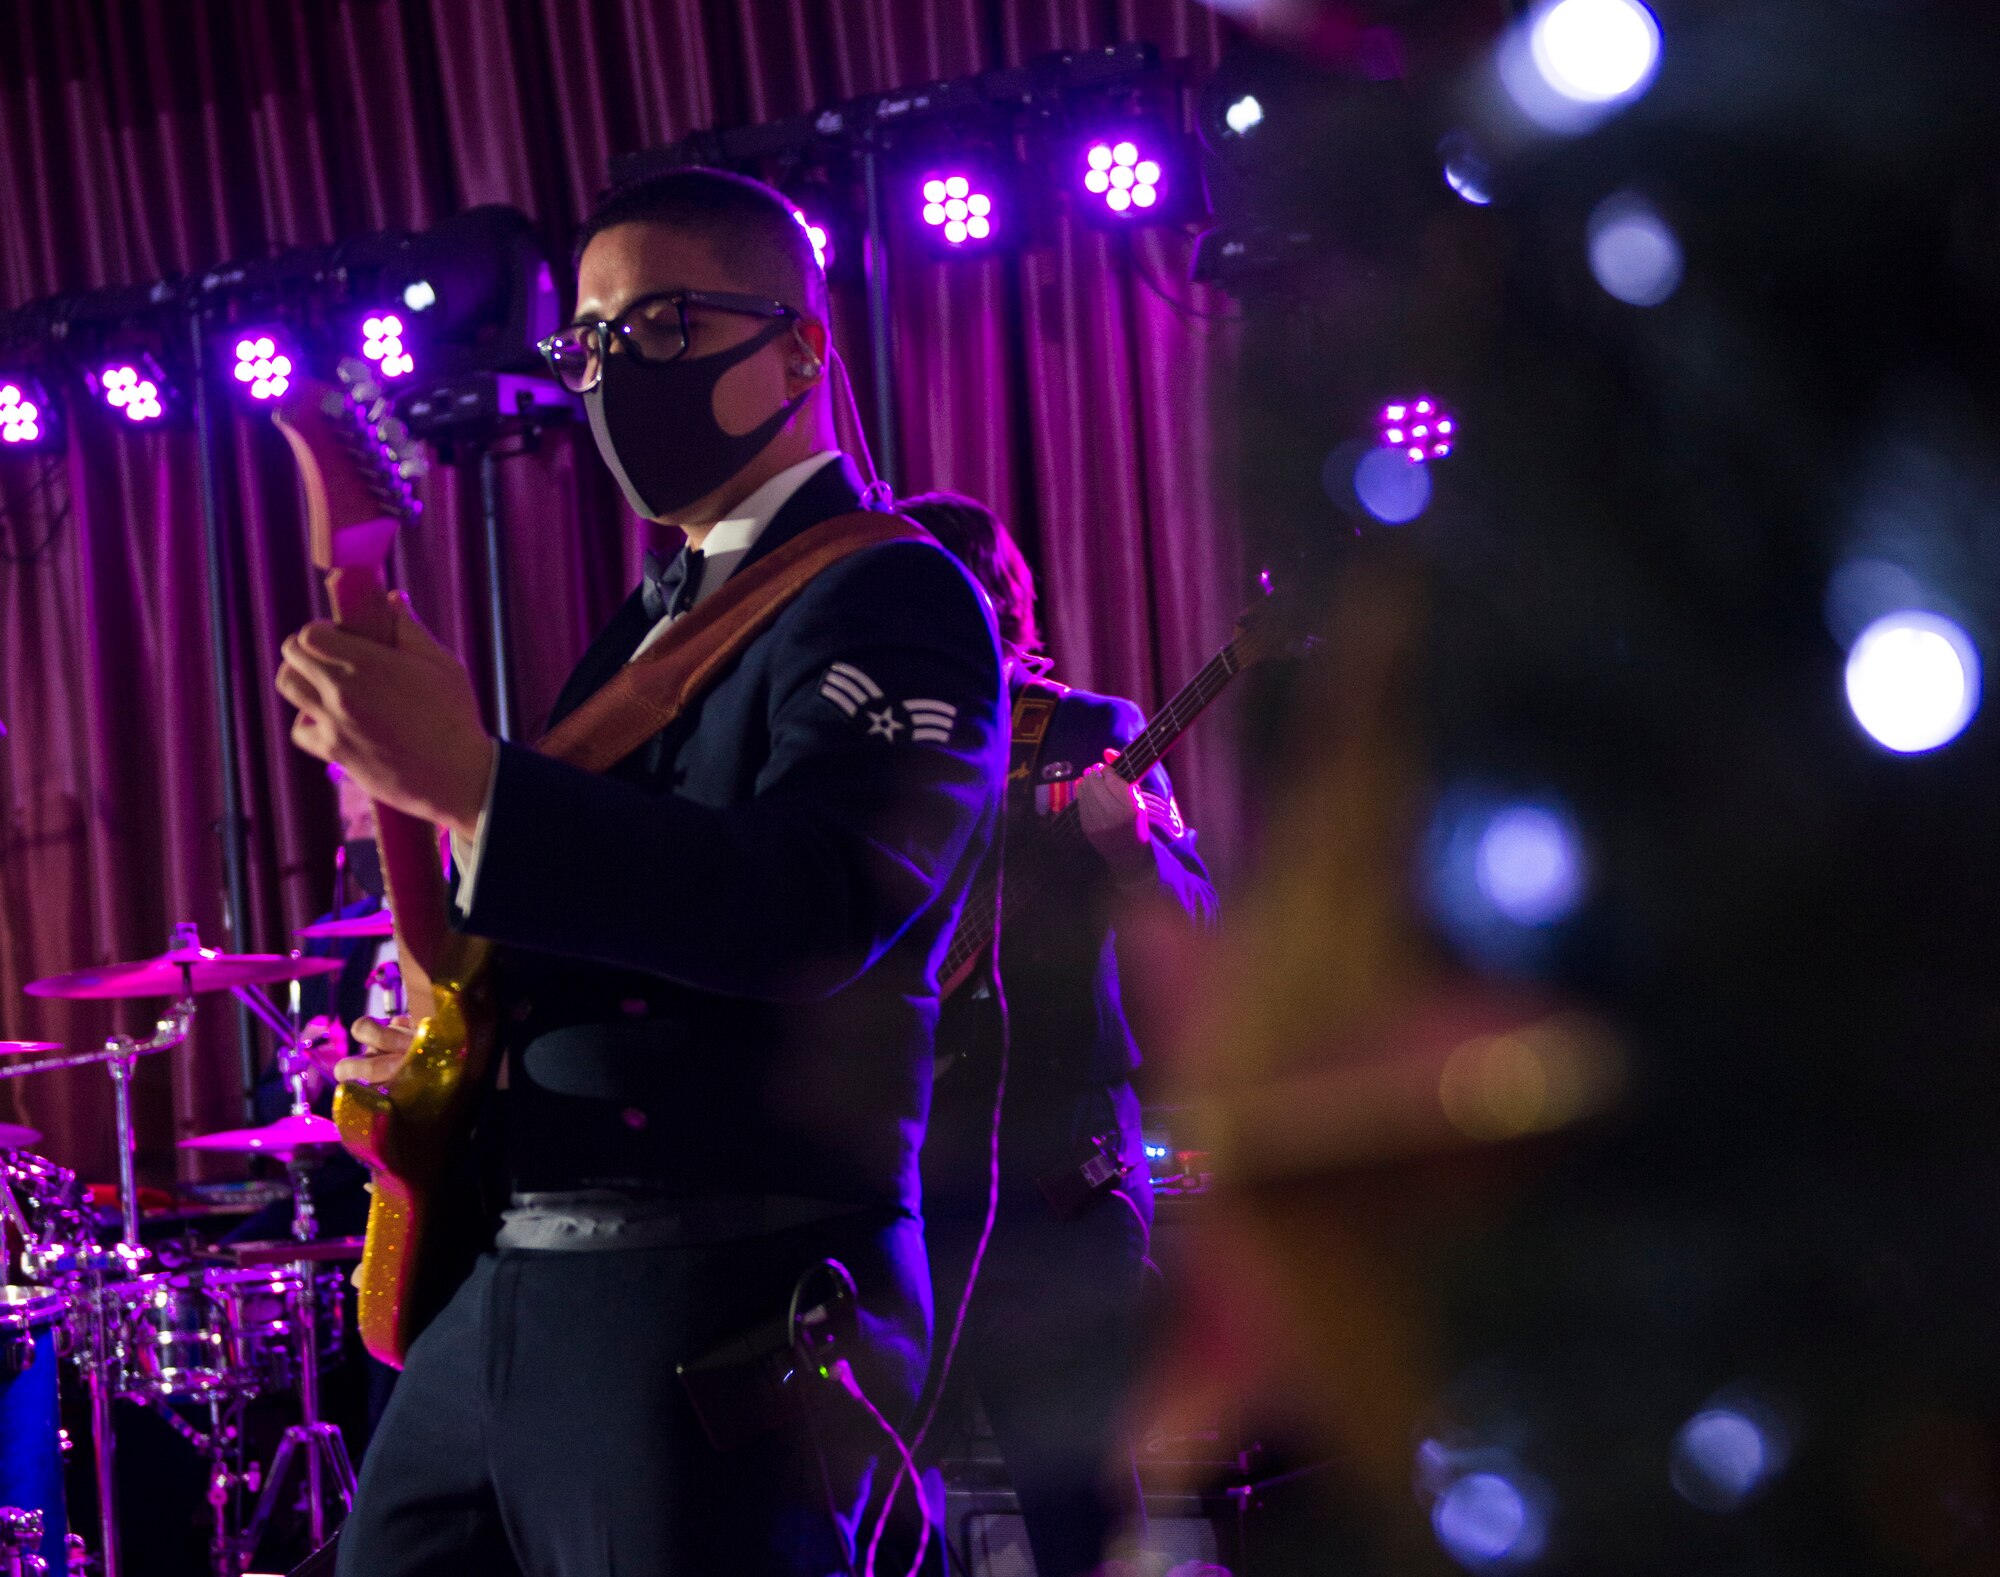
[{"x1": 537, "y1": 511, "x2": 930, "y2": 773}]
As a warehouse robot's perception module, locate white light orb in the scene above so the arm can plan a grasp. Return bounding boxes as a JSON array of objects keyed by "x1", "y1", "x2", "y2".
[{"x1": 1845, "y1": 610, "x2": 1981, "y2": 753}]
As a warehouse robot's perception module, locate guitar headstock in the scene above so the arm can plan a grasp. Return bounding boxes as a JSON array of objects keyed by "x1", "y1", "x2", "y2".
[
  {"x1": 1229, "y1": 569, "x2": 1322, "y2": 670},
  {"x1": 272, "y1": 359, "x2": 427, "y2": 582}
]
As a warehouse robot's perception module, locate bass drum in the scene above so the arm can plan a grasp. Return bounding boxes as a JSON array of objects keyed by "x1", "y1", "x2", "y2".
[{"x1": 0, "y1": 1285, "x2": 69, "y2": 1573}]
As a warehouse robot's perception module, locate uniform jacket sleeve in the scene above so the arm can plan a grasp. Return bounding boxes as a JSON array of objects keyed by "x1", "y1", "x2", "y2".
[
  {"x1": 1103, "y1": 694, "x2": 1219, "y2": 933},
  {"x1": 459, "y1": 541, "x2": 1006, "y2": 1000}
]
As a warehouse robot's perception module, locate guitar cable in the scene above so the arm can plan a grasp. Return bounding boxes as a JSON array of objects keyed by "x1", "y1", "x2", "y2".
[{"x1": 861, "y1": 976, "x2": 1008, "y2": 1577}]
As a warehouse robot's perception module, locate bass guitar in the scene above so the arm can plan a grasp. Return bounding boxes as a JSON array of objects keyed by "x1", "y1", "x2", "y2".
[{"x1": 939, "y1": 578, "x2": 1312, "y2": 996}]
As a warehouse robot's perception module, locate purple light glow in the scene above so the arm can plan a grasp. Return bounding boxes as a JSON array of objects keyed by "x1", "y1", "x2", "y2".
[
  {"x1": 361, "y1": 313, "x2": 414, "y2": 379},
  {"x1": 0, "y1": 383, "x2": 45, "y2": 445},
  {"x1": 1378, "y1": 394, "x2": 1456, "y2": 461},
  {"x1": 99, "y1": 364, "x2": 165, "y2": 423},
  {"x1": 921, "y1": 175, "x2": 995, "y2": 245},
  {"x1": 233, "y1": 335, "x2": 294, "y2": 401},
  {"x1": 1082, "y1": 139, "x2": 1163, "y2": 215},
  {"x1": 792, "y1": 208, "x2": 833, "y2": 271}
]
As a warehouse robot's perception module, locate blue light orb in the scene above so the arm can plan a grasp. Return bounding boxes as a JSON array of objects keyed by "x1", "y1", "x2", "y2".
[
  {"x1": 1353, "y1": 446, "x2": 1433, "y2": 525},
  {"x1": 1475, "y1": 806, "x2": 1585, "y2": 926},
  {"x1": 1670, "y1": 1409, "x2": 1769, "y2": 1510},
  {"x1": 1441, "y1": 134, "x2": 1496, "y2": 206},
  {"x1": 1588, "y1": 194, "x2": 1683, "y2": 306},
  {"x1": 1433, "y1": 1472, "x2": 1546, "y2": 1568},
  {"x1": 1845, "y1": 610, "x2": 1981, "y2": 754}
]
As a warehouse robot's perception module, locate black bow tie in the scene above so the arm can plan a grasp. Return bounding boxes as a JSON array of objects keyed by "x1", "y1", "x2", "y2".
[{"x1": 642, "y1": 546, "x2": 705, "y2": 624}]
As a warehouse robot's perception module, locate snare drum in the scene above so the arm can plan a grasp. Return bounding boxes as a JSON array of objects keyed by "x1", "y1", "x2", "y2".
[
  {"x1": 0, "y1": 1286, "x2": 69, "y2": 1571},
  {"x1": 97, "y1": 1263, "x2": 343, "y2": 1401}
]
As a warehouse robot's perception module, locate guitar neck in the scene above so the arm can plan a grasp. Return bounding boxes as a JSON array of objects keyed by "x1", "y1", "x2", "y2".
[{"x1": 940, "y1": 639, "x2": 1243, "y2": 990}]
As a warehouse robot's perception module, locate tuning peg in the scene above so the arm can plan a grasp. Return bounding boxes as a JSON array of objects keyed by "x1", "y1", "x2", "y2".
[
  {"x1": 335, "y1": 356, "x2": 371, "y2": 387},
  {"x1": 397, "y1": 454, "x2": 429, "y2": 481},
  {"x1": 375, "y1": 416, "x2": 411, "y2": 448}
]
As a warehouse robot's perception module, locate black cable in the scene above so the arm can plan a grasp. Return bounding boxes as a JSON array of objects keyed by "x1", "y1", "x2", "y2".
[{"x1": 1124, "y1": 230, "x2": 1244, "y2": 328}]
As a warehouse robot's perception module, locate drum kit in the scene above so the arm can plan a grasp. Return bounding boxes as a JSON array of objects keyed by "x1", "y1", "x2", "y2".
[{"x1": 0, "y1": 916, "x2": 396, "y2": 1577}]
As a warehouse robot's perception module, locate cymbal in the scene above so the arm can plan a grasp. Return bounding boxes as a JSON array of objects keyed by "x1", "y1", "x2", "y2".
[
  {"x1": 294, "y1": 910, "x2": 395, "y2": 941},
  {"x1": 26, "y1": 947, "x2": 343, "y2": 1001},
  {"x1": 0, "y1": 1122, "x2": 40, "y2": 1149},
  {"x1": 178, "y1": 1111, "x2": 340, "y2": 1159},
  {"x1": 0, "y1": 1042, "x2": 61, "y2": 1056}
]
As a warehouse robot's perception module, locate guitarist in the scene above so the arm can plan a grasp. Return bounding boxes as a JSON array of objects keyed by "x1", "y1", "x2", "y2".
[
  {"x1": 274, "y1": 169, "x2": 1006, "y2": 1576},
  {"x1": 899, "y1": 492, "x2": 1217, "y2": 1576}
]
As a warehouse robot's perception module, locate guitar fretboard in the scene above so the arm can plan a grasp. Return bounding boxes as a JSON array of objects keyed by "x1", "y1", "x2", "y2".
[{"x1": 941, "y1": 638, "x2": 1243, "y2": 984}]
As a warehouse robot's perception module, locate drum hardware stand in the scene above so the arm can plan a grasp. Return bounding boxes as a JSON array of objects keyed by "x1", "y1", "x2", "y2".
[
  {"x1": 0, "y1": 994, "x2": 196, "y2": 1577},
  {"x1": 0, "y1": 1507, "x2": 47, "y2": 1576},
  {"x1": 233, "y1": 1162, "x2": 355, "y2": 1569}
]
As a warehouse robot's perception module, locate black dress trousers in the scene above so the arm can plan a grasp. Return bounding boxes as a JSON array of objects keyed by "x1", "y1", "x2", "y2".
[{"x1": 334, "y1": 1212, "x2": 929, "y2": 1577}]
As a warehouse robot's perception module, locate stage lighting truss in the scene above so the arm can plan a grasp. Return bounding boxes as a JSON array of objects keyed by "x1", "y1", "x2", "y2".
[
  {"x1": 0, "y1": 375, "x2": 60, "y2": 451},
  {"x1": 89, "y1": 352, "x2": 177, "y2": 425}
]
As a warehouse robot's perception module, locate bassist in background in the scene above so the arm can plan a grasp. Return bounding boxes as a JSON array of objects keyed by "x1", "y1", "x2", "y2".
[
  {"x1": 275, "y1": 171, "x2": 1006, "y2": 1577},
  {"x1": 900, "y1": 492, "x2": 1218, "y2": 1577}
]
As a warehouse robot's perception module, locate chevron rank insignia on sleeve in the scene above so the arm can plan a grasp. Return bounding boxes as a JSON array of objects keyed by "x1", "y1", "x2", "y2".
[{"x1": 820, "y1": 663, "x2": 959, "y2": 744}]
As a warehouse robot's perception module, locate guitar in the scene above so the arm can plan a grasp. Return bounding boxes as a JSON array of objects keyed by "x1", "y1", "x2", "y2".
[
  {"x1": 939, "y1": 580, "x2": 1310, "y2": 997},
  {"x1": 274, "y1": 360, "x2": 494, "y2": 1367}
]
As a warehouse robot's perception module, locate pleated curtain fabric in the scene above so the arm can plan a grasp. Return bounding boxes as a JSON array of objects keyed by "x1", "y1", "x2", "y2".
[{"x1": 0, "y1": 0, "x2": 1243, "y2": 1183}]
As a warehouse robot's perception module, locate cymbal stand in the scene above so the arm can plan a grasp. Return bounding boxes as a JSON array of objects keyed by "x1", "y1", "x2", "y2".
[
  {"x1": 235, "y1": 1170, "x2": 356, "y2": 1566},
  {"x1": 0, "y1": 992, "x2": 198, "y2": 1577}
]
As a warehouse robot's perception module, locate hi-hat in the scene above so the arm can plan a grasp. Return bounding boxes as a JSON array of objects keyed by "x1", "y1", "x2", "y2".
[
  {"x1": 0, "y1": 1122, "x2": 41, "y2": 1149},
  {"x1": 294, "y1": 911, "x2": 395, "y2": 941},
  {"x1": 0, "y1": 1042, "x2": 61, "y2": 1056},
  {"x1": 178, "y1": 1112, "x2": 340, "y2": 1159},
  {"x1": 26, "y1": 947, "x2": 343, "y2": 1001}
]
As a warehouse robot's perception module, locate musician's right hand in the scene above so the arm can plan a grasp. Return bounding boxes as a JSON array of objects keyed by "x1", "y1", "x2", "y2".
[{"x1": 336, "y1": 1014, "x2": 416, "y2": 1085}]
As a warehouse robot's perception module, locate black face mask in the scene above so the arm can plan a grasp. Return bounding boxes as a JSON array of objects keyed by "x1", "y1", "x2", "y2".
[
  {"x1": 584, "y1": 319, "x2": 808, "y2": 519},
  {"x1": 342, "y1": 838, "x2": 385, "y2": 903}
]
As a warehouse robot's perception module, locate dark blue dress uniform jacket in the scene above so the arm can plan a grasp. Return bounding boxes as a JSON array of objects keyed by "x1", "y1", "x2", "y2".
[
  {"x1": 455, "y1": 456, "x2": 1006, "y2": 1219},
  {"x1": 997, "y1": 685, "x2": 1216, "y2": 1095}
]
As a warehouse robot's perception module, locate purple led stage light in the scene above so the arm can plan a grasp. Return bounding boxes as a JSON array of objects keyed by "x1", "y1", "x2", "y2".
[
  {"x1": 1082, "y1": 138, "x2": 1164, "y2": 216},
  {"x1": 361, "y1": 313, "x2": 414, "y2": 379},
  {"x1": 920, "y1": 175, "x2": 995, "y2": 247},
  {"x1": 792, "y1": 208, "x2": 833, "y2": 271},
  {"x1": 1378, "y1": 396, "x2": 1456, "y2": 461},
  {"x1": 0, "y1": 381, "x2": 49, "y2": 446},
  {"x1": 98, "y1": 363, "x2": 166, "y2": 423},
  {"x1": 233, "y1": 335, "x2": 295, "y2": 401}
]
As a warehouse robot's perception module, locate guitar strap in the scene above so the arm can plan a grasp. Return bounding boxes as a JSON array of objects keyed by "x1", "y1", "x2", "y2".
[
  {"x1": 537, "y1": 510, "x2": 931, "y2": 769},
  {"x1": 1006, "y1": 678, "x2": 1066, "y2": 813}
]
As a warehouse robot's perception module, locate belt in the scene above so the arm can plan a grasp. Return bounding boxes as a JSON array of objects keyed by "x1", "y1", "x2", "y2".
[{"x1": 494, "y1": 1189, "x2": 872, "y2": 1252}]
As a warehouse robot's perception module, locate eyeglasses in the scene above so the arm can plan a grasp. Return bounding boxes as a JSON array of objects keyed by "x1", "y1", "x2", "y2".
[{"x1": 536, "y1": 289, "x2": 799, "y2": 393}]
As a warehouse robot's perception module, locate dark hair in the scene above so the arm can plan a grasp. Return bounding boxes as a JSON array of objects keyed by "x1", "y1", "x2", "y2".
[
  {"x1": 573, "y1": 166, "x2": 827, "y2": 320},
  {"x1": 899, "y1": 491, "x2": 1041, "y2": 655}
]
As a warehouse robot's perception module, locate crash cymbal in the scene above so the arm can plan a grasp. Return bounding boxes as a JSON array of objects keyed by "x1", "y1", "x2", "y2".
[
  {"x1": 178, "y1": 1111, "x2": 340, "y2": 1159},
  {"x1": 0, "y1": 1122, "x2": 40, "y2": 1149},
  {"x1": 26, "y1": 947, "x2": 343, "y2": 1001},
  {"x1": 294, "y1": 910, "x2": 395, "y2": 941},
  {"x1": 0, "y1": 1042, "x2": 61, "y2": 1056}
]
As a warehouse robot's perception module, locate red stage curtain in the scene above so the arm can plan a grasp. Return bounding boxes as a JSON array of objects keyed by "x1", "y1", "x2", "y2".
[{"x1": 0, "y1": 0, "x2": 1243, "y2": 1184}]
